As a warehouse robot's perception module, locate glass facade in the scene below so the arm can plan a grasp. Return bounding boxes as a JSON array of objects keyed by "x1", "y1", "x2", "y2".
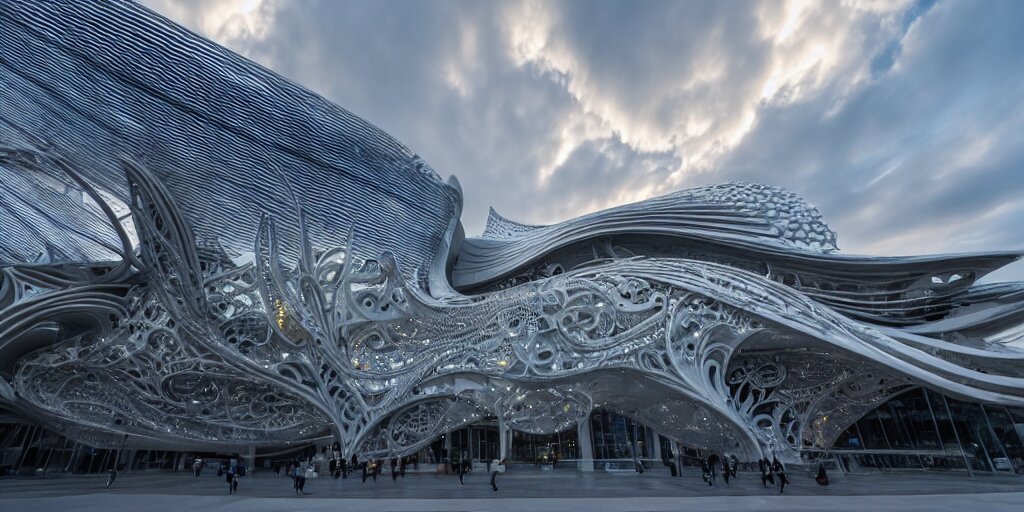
[
  {"x1": 5, "y1": 389, "x2": 1024, "y2": 476},
  {"x1": 510, "y1": 428, "x2": 578, "y2": 463},
  {"x1": 591, "y1": 409, "x2": 653, "y2": 460},
  {"x1": 830, "y1": 388, "x2": 1024, "y2": 474}
]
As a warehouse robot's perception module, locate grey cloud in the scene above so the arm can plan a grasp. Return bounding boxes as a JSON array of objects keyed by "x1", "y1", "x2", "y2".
[
  {"x1": 710, "y1": 0, "x2": 1024, "y2": 273},
  {"x1": 145, "y1": 0, "x2": 1024, "y2": 280}
]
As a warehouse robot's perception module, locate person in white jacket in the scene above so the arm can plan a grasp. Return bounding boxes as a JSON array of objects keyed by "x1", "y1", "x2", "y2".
[{"x1": 490, "y1": 459, "x2": 505, "y2": 491}]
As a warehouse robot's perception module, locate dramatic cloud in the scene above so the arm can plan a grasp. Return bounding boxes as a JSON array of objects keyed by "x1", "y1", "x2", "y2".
[{"x1": 143, "y1": 0, "x2": 1024, "y2": 280}]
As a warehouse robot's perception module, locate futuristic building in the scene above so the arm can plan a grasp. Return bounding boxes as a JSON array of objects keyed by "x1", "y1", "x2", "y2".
[{"x1": 2, "y1": 1, "x2": 1024, "y2": 475}]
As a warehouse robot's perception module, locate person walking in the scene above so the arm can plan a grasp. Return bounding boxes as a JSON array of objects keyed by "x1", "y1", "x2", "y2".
[
  {"x1": 706, "y1": 453, "x2": 719, "y2": 488},
  {"x1": 771, "y1": 456, "x2": 788, "y2": 494},
  {"x1": 390, "y1": 457, "x2": 399, "y2": 481},
  {"x1": 458, "y1": 455, "x2": 466, "y2": 485},
  {"x1": 226, "y1": 465, "x2": 236, "y2": 495},
  {"x1": 489, "y1": 458, "x2": 504, "y2": 491},
  {"x1": 294, "y1": 461, "x2": 307, "y2": 494},
  {"x1": 340, "y1": 456, "x2": 348, "y2": 479},
  {"x1": 361, "y1": 459, "x2": 368, "y2": 483},
  {"x1": 759, "y1": 457, "x2": 773, "y2": 488}
]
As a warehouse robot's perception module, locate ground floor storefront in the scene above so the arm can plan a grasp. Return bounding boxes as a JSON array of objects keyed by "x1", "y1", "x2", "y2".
[{"x1": 4, "y1": 387, "x2": 1024, "y2": 478}]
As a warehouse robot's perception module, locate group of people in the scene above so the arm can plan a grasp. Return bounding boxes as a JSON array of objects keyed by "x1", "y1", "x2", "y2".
[
  {"x1": 455, "y1": 455, "x2": 506, "y2": 491},
  {"x1": 698, "y1": 453, "x2": 739, "y2": 487},
  {"x1": 277, "y1": 449, "x2": 507, "y2": 494},
  {"x1": 758, "y1": 456, "x2": 790, "y2": 494},
  {"x1": 692, "y1": 452, "x2": 815, "y2": 495},
  {"x1": 192, "y1": 447, "x2": 826, "y2": 497}
]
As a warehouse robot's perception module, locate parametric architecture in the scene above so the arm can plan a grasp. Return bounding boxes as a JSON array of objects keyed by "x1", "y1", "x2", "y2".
[{"x1": 2, "y1": 1, "x2": 1024, "y2": 475}]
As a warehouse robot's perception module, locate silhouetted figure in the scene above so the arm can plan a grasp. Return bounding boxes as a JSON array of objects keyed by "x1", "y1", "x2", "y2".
[
  {"x1": 815, "y1": 463, "x2": 829, "y2": 486},
  {"x1": 362, "y1": 460, "x2": 368, "y2": 483},
  {"x1": 293, "y1": 462, "x2": 307, "y2": 494},
  {"x1": 340, "y1": 457, "x2": 348, "y2": 479},
  {"x1": 391, "y1": 457, "x2": 399, "y2": 481},
  {"x1": 459, "y1": 455, "x2": 470, "y2": 484},
  {"x1": 771, "y1": 456, "x2": 788, "y2": 494},
  {"x1": 707, "y1": 453, "x2": 720, "y2": 487},
  {"x1": 760, "y1": 457, "x2": 774, "y2": 488},
  {"x1": 700, "y1": 455, "x2": 713, "y2": 487}
]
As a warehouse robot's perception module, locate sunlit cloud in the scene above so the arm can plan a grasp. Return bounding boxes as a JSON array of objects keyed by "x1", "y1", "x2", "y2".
[{"x1": 143, "y1": 0, "x2": 1024, "y2": 281}]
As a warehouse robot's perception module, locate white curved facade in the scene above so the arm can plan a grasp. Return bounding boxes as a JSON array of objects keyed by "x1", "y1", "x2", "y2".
[{"x1": 2, "y1": 1, "x2": 1024, "y2": 468}]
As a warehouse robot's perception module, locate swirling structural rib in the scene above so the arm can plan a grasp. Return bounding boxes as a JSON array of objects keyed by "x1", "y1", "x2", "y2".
[{"x1": 2, "y1": 1, "x2": 1024, "y2": 466}]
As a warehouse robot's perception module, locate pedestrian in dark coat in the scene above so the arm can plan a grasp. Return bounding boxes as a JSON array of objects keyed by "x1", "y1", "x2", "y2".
[
  {"x1": 815, "y1": 463, "x2": 830, "y2": 486},
  {"x1": 771, "y1": 456, "x2": 788, "y2": 494},
  {"x1": 706, "y1": 453, "x2": 720, "y2": 487}
]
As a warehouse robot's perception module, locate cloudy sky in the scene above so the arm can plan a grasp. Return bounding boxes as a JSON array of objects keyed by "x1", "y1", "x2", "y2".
[{"x1": 142, "y1": 0, "x2": 1024, "y2": 281}]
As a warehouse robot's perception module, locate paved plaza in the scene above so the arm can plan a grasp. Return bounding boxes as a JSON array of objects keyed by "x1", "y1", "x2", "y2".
[{"x1": 1, "y1": 470, "x2": 1022, "y2": 511}]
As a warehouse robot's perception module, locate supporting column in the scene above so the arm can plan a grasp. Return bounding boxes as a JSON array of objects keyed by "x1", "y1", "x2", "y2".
[
  {"x1": 651, "y1": 431, "x2": 662, "y2": 462},
  {"x1": 15, "y1": 425, "x2": 38, "y2": 473},
  {"x1": 934, "y1": 390, "x2": 974, "y2": 478},
  {"x1": 980, "y1": 405, "x2": 1012, "y2": 472},
  {"x1": 444, "y1": 430, "x2": 453, "y2": 471},
  {"x1": 244, "y1": 445, "x2": 256, "y2": 473},
  {"x1": 577, "y1": 412, "x2": 594, "y2": 472},
  {"x1": 630, "y1": 416, "x2": 640, "y2": 470},
  {"x1": 115, "y1": 434, "x2": 128, "y2": 471},
  {"x1": 875, "y1": 410, "x2": 894, "y2": 450},
  {"x1": 497, "y1": 416, "x2": 511, "y2": 462},
  {"x1": 1003, "y1": 406, "x2": 1024, "y2": 457},
  {"x1": 923, "y1": 389, "x2": 945, "y2": 451},
  {"x1": 64, "y1": 441, "x2": 80, "y2": 473},
  {"x1": 672, "y1": 440, "x2": 683, "y2": 478}
]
